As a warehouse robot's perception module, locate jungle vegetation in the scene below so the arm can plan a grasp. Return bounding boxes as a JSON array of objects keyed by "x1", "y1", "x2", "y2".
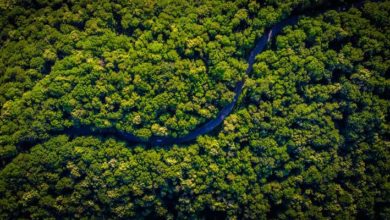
[{"x1": 0, "y1": 0, "x2": 389, "y2": 219}]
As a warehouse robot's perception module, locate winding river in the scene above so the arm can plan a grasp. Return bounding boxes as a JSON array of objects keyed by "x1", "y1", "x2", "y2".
[
  {"x1": 60, "y1": 16, "x2": 299, "y2": 146},
  {"x1": 6, "y1": 1, "x2": 368, "y2": 157},
  {"x1": 52, "y1": 1, "x2": 371, "y2": 146}
]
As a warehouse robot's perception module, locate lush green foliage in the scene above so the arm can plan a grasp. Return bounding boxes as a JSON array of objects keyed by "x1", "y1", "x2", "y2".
[
  {"x1": 0, "y1": 0, "x2": 304, "y2": 142},
  {"x1": 0, "y1": 0, "x2": 323, "y2": 162},
  {"x1": 0, "y1": 0, "x2": 389, "y2": 219}
]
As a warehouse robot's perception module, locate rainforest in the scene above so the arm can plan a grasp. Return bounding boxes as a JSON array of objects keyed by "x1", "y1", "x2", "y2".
[{"x1": 0, "y1": 0, "x2": 389, "y2": 219}]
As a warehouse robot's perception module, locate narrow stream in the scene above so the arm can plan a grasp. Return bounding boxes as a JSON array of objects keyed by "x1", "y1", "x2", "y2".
[{"x1": 60, "y1": 16, "x2": 299, "y2": 146}]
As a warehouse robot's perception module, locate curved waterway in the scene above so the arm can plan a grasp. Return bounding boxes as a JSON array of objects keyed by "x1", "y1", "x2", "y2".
[
  {"x1": 66, "y1": 1, "x2": 369, "y2": 146},
  {"x1": 60, "y1": 16, "x2": 299, "y2": 146}
]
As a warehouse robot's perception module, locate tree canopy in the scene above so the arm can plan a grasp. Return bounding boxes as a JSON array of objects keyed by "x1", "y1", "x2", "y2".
[{"x1": 0, "y1": 0, "x2": 389, "y2": 219}]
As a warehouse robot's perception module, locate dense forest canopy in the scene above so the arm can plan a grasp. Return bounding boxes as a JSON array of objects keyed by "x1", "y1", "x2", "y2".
[
  {"x1": 0, "y1": 0, "x2": 301, "y2": 142},
  {"x1": 0, "y1": 0, "x2": 389, "y2": 219}
]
